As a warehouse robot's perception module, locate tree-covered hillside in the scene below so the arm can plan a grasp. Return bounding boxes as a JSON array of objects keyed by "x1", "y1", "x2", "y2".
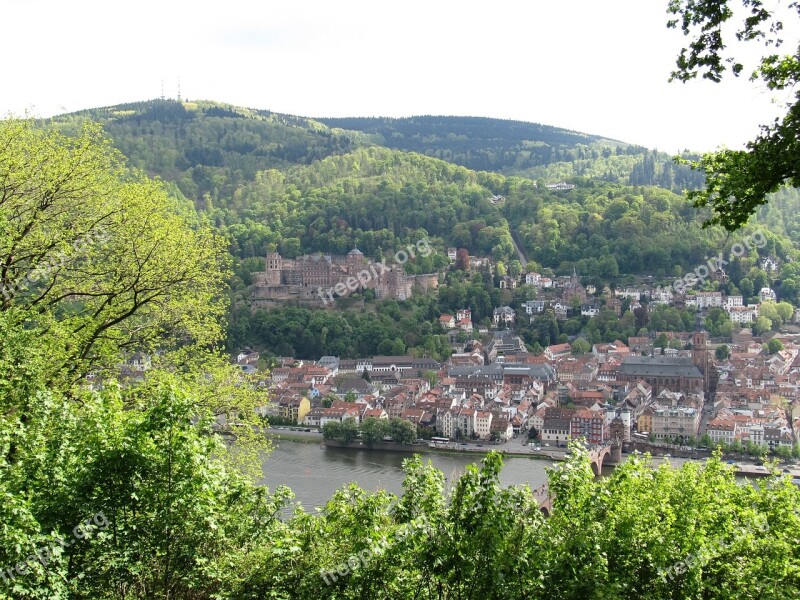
[
  {"x1": 316, "y1": 115, "x2": 706, "y2": 190},
  {"x1": 46, "y1": 100, "x2": 800, "y2": 286}
]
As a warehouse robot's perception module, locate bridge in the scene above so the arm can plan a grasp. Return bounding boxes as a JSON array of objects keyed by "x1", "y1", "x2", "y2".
[
  {"x1": 533, "y1": 441, "x2": 622, "y2": 516},
  {"x1": 588, "y1": 441, "x2": 620, "y2": 476}
]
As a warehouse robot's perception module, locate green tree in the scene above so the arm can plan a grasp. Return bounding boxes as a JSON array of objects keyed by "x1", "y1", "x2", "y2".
[
  {"x1": 715, "y1": 344, "x2": 731, "y2": 360},
  {"x1": 767, "y1": 338, "x2": 784, "y2": 354},
  {"x1": 571, "y1": 338, "x2": 591, "y2": 355},
  {"x1": 387, "y1": 418, "x2": 416, "y2": 444},
  {"x1": 753, "y1": 315, "x2": 772, "y2": 335},
  {"x1": 668, "y1": 1, "x2": 800, "y2": 229},
  {"x1": 360, "y1": 417, "x2": 389, "y2": 446},
  {"x1": 0, "y1": 120, "x2": 227, "y2": 382}
]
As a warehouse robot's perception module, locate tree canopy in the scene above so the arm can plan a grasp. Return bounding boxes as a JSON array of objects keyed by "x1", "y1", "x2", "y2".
[{"x1": 668, "y1": 0, "x2": 800, "y2": 230}]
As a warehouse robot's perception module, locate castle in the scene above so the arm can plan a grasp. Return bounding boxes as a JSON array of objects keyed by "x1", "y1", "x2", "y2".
[{"x1": 251, "y1": 249, "x2": 438, "y2": 306}]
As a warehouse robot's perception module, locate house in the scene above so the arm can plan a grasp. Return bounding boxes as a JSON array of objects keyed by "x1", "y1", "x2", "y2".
[
  {"x1": 320, "y1": 401, "x2": 362, "y2": 426},
  {"x1": 728, "y1": 305, "x2": 759, "y2": 324},
  {"x1": 525, "y1": 272, "x2": 541, "y2": 286},
  {"x1": 523, "y1": 300, "x2": 546, "y2": 315},
  {"x1": 553, "y1": 303, "x2": 569, "y2": 320},
  {"x1": 499, "y1": 275, "x2": 517, "y2": 290},
  {"x1": 336, "y1": 377, "x2": 376, "y2": 401},
  {"x1": 541, "y1": 408, "x2": 573, "y2": 444},
  {"x1": 581, "y1": 303, "x2": 601, "y2": 317},
  {"x1": 651, "y1": 405, "x2": 700, "y2": 442},
  {"x1": 761, "y1": 256, "x2": 779, "y2": 273},
  {"x1": 725, "y1": 295, "x2": 744, "y2": 309},
  {"x1": 546, "y1": 182, "x2": 576, "y2": 191},
  {"x1": 689, "y1": 291, "x2": 723, "y2": 309},
  {"x1": 457, "y1": 408, "x2": 477, "y2": 438},
  {"x1": 493, "y1": 306, "x2": 516, "y2": 327},
  {"x1": 637, "y1": 406, "x2": 654, "y2": 435},
  {"x1": 439, "y1": 314, "x2": 456, "y2": 329},
  {"x1": 362, "y1": 408, "x2": 388, "y2": 420},
  {"x1": 759, "y1": 288, "x2": 777, "y2": 302},
  {"x1": 475, "y1": 410, "x2": 493, "y2": 439},
  {"x1": 540, "y1": 277, "x2": 553, "y2": 288},
  {"x1": 486, "y1": 332, "x2": 527, "y2": 363},
  {"x1": 437, "y1": 410, "x2": 457, "y2": 439},
  {"x1": 650, "y1": 287, "x2": 673, "y2": 305},
  {"x1": 277, "y1": 395, "x2": 311, "y2": 424},
  {"x1": 491, "y1": 414, "x2": 514, "y2": 441},
  {"x1": 570, "y1": 408, "x2": 609, "y2": 444},
  {"x1": 302, "y1": 407, "x2": 326, "y2": 427},
  {"x1": 545, "y1": 343, "x2": 572, "y2": 361},
  {"x1": 236, "y1": 349, "x2": 260, "y2": 365},
  {"x1": 706, "y1": 417, "x2": 737, "y2": 445},
  {"x1": 447, "y1": 247, "x2": 457, "y2": 261}
]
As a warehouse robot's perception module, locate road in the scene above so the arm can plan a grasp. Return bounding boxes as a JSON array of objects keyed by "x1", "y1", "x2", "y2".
[{"x1": 508, "y1": 227, "x2": 528, "y2": 269}]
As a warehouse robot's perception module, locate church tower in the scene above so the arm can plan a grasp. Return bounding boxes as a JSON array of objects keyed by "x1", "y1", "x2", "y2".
[{"x1": 692, "y1": 315, "x2": 710, "y2": 394}]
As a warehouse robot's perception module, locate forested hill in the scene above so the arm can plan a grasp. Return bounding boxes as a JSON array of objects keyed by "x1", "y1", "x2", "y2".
[
  {"x1": 46, "y1": 99, "x2": 800, "y2": 285},
  {"x1": 53, "y1": 100, "x2": 703, "y2": 197},
  {"x1": 316, "y1": 115, "x2": 706, "y2": 191},
  {"x1": 53, "y1": 99, "x2": 368, "y2": 194}
]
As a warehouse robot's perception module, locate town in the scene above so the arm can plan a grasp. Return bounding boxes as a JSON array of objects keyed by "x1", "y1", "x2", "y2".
[{"x1": 222, "y1": 245, "x2": 800, "y2": 462}]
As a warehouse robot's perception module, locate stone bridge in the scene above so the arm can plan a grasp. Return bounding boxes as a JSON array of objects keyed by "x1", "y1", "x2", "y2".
[{"x1": 533, "y1": 441, "x2": 622, "y2": 516}]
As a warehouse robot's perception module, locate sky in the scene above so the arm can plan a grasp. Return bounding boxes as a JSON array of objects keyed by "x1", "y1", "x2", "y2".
[{"x1": 3, "y1": 0, "x2": 797, "y2": 153}]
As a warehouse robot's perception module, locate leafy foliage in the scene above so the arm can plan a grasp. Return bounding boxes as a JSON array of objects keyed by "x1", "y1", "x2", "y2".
[{"x1": 668, "y1": 0, "x2": 800, "y2": 229}]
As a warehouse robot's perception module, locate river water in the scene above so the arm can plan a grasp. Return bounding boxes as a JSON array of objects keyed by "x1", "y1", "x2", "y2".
[
  {"x1": 259, "y1": 440, "x2": 768, "y2": 512},
  {"x1": 260, "y1": 440, "x2": 563, "y2": 509}
]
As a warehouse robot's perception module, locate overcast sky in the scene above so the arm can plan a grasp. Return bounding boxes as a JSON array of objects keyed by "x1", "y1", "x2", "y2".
[{"x1": 3, "y1": 0, "x2": 796, "y2": 152}]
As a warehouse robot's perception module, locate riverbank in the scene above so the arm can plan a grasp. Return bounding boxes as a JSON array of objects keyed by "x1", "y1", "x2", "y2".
[{"x1": 322, "y1": 438, "x2": 567, "y2": 460}]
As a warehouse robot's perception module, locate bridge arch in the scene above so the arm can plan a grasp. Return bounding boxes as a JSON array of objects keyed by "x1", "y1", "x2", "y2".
[{"x1": 589, "y1": 445, "x2": 611, "y2": 476}]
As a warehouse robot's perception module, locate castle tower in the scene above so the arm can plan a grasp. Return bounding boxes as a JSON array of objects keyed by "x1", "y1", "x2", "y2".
[
  {"x1": 265, "y1": 252, "x2": 282, "y2": 286},
  {"x1": 346, "y1": 248, "x2": 364, "y2": 267}
]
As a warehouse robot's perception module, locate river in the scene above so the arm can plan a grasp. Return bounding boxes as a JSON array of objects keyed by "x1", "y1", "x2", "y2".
[
  {"x1": 259, "y1": 439, "x2": 604, "y2": 510},
  {"x1": 259, "y1": 440, "x2": 781, "y2": 511}
]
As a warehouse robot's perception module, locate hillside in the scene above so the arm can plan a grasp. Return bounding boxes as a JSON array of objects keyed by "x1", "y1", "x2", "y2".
[
  {"x1": 316, "y1": 115, "x2": 706, "y2": 190},
  {"x1": 45, "y1": 100, "x2": 800, "y2": 289}
]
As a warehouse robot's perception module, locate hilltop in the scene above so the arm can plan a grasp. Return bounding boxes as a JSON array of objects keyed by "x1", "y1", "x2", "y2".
[{"x1": 45, "y1": 99, "x2": 800, "y2": 286}]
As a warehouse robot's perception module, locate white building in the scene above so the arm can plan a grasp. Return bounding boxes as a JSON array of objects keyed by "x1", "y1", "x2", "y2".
[
  {"x1": 759, "y1": 288, "x2": 777, "y2": 302},
  {"x1": 689, "y1": 291, "x2": 723, "y2": 309},
  {"x1": 728, "y1": 304, "x2": 759, "y2": 324},
  {"x1": 725, "y1": 295, "x2": 743, "y2": 309},
  {"x1": 493, "y1": 306, "x2": 516, "y2": 326},
  {"x1": 525, "y1": 272, "x2": 541, "y2": 286},
  {"x1": 475, "y1": 410, "x2": 493, "y2": 440}
]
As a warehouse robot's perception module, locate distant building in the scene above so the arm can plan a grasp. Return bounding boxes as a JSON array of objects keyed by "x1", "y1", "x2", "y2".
[
  {"x1": 439, "y1": 314, "x2": 456, "y2": 329},
  {"x1": 581, "y1": 303, "x2": 601, "y2": 317},
  {"x1": 493, "y1": 306, "x2": 516, "y2": 327},
  {"x1": 545, "y1": 182, "x2": 576, "y2": 191},
  {"x1": 651, "y1": 405, "x2": 700, "y2": 442},
  {"x1": 525, "y1": 272, "x2": 541, "y2": 286},
  {"x1": 618, "y1": 356, "x2": 703, "y2": 395},
  {"x1": 759, "y1": 287, "x2": 777, "y2": 302},
  {"x1": 523, "y1": 300, "x2": 546, "y2": 315}
]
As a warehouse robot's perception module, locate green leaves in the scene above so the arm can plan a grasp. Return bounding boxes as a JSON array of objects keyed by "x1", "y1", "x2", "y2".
[
  {"x1": 668, "y1": 1, "x2": 800, "y2": 230},
  {"x1": 0, "y1": 119, "x2": 229, "y2": 383}
]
